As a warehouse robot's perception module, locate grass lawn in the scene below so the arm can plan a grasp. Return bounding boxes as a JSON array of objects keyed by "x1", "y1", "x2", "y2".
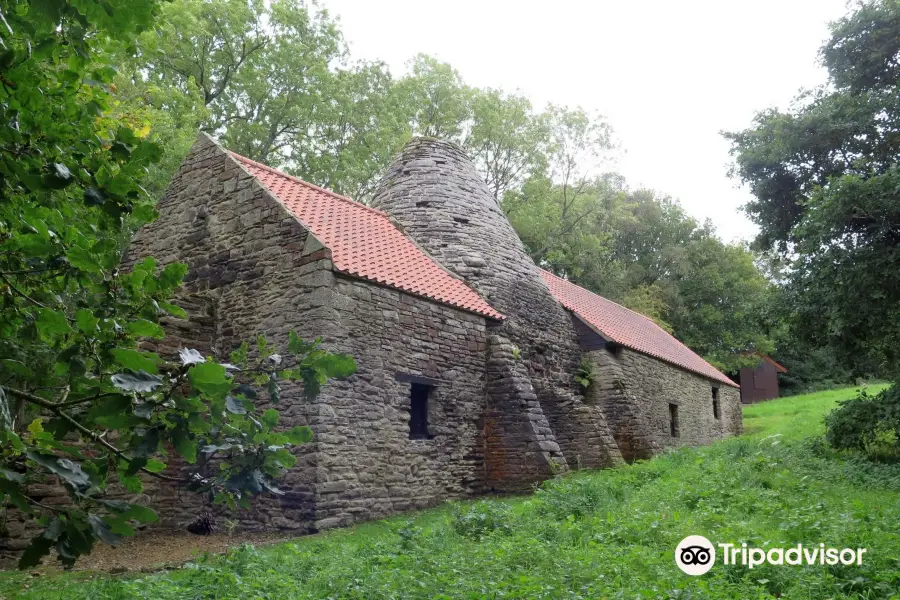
[{"x1": 2, "y1": 384, "x2": 898, "y2": 599}]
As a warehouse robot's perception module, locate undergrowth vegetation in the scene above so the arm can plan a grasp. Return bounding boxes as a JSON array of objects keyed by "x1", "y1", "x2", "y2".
[
  {"x1": 2, "y1": 384, "x2": 898, "y2": 599},
  {"x1": 826, "y1": 384, "x2": 900, "y2": 461}
]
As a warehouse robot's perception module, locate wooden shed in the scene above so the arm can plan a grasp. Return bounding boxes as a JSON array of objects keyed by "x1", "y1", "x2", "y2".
[{"x1": 739, "y1": 355, "x2": 787, "y2": 404}]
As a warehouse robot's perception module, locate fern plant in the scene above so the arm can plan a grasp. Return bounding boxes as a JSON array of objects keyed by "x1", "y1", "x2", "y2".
[{"x1": 576, "y1": 357, "x2": 596, "y2": 391}]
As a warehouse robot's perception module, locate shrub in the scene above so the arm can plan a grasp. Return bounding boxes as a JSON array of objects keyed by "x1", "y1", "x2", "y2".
[
  {"x1": 825, "y1": 384, "x2": 900, "y2": 460},
  {"x1": 451, "y1": 501, "x2": 513, "y2": 539}
]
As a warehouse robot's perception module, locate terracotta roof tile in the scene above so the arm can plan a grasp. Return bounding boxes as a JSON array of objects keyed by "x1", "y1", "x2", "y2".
[
  {"x1": 230, "y1": 153, "x2": 504, "y2": 320},
  {"x1": 540, "y1": 269, "x2": 738, "y2": 387}
]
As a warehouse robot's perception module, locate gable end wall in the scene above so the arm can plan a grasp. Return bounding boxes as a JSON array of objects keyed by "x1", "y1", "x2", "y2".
[{"x1": 125, "y1": 133, "x2": 336, "y2": 532}]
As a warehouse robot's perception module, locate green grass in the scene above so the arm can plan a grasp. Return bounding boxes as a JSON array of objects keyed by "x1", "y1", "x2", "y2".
[
  {"x1": 3, "y1": 384, "x2": 899, "y2": 599},
  {"x1": 742, "y1": 383, "x2": 891, "y2": 440}
]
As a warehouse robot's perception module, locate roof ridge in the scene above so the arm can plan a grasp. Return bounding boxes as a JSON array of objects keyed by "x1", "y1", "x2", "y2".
[{"x1": 228, "y1": 151, "x2": 388, "y2": 218}]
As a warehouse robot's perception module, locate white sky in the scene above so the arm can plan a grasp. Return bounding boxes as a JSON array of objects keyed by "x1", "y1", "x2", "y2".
[{"x1": 322, "y1": 0, "x2": 851, "y2": 242}]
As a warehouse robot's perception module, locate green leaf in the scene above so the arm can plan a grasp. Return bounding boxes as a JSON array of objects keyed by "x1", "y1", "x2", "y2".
[
  {"x1": 225, "y1": 394, "x2": 248, "y2": 414},
  {"x1": 158, "y1": 301, "x2": 186, "y2": 319},
  {"x1": 125, "y1": 319, "x2": 165, "y2": 339},
  {"x1": 25, "y1": 450, "x2": 91, "y2": 491},
  {"x1": 189, "y1": 362, "x2": 231, "y2": 399},
  {"x1": 36, "y1": 308, "x2": 71, "y2": 342},
  {"x1": 0, "y1": 479, "x2": 32, "y2": 511},
  {"x1": 18, "y1": 535, "x2": 54, "y2": 569},
  {"x1": 0, "y1": 467, "x2": 25, "y2": 483},
  {"x1": 110, "y1": 349, "x2": 159, "y2": 373},
  {"x1": 286, "y1": 425, "x2": 314, "y2": 445},
  {"x1": 75, "y1": 309, "x2": 100, "y2": 335},
  {"x1": 144, "y1": 458, "x2": 167, "y2": 473},
  {"x1": 174, "y1": 433, "x2": 197, "y2": 464},
  {"x1": 124, "y1": 504, "x2": 158, "y2": 523},
  {"x1": 267, "y1": 375, "x2": 281, "y2": 404},
  {"x1": 158, "y1": 262, "x2": 188, "y2": 290},
  {"x1": 315, "y1": 353, "x2": 357, "y2": 378},
  {"x1": 270, "y1": 447, "x2": 296, "y2": 469},
  {"x1": 124, "y1": 456, "x2": 148, "y2": 477},
  {"x1": 87, "y1": 514, "x2": 121, "y2": 547},
  {"x1": 16, "y1": 233, "x2": 54, "y2": 256},
  {"x1": 0, "y1": 359, "x2": 33, "y2": 378},
  {"x1": 104, "y1": 516, "x2": 135, "y2": 537},
  {"x1": 109, "y1": 141, "x2": 131, "y2": 159},
  {"x1": 118, "y1": 473, "x2": 143, "y2": 494},
  {"x1": 116, "y1": 127, "x2": 140, "y2": 145},
  {"x1": 101, "y1": 501, "x2": 158, "y2": 524},
  {"x1": 261, "y1": 408, "x2": 279, "y2": 430},
  {"x1": 66, "y1": 245, "x2": 103, "y2": 273},
  {"x1": 288, "y1": 331, "x2": 319, "y2": 355}
]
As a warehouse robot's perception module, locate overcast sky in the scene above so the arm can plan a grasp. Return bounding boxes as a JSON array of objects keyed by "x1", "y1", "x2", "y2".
[{"x1": 322, "y1": 0, "x2": 851, "y2": 242}]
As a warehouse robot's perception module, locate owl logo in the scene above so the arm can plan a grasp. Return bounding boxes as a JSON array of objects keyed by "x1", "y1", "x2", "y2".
[{"x1": 675, "y1": 535, "x2": 716, "y2": 575}]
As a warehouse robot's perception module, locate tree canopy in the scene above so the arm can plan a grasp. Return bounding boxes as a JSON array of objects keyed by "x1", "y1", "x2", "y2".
[
  {"x1": 0, "y1": 0, "x2": 354, "y2": 568},
  {"x1": 726, "y1": 0, "x2": 900, "y2": 380}
]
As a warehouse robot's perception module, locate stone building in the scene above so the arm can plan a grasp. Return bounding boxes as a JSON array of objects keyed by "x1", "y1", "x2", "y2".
[{"x1": 124, "y1": 133, "x2": 742, "y2": 532}]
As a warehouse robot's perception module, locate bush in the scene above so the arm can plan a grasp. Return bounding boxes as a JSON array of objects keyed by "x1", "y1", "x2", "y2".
[
  {"x1": 825, "y1": 384, "x2": 900, "y2": 460},
  {"x1": 451, "y1": 501, "x2": 513, "y2": 539}
]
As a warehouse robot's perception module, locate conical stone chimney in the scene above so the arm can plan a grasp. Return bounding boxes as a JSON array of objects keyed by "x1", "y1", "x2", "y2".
[
  {"x1": 371, "y1": 138, "x2": 623, "y2": 485},
  {"x1": 370, "y1": 138, "x2": 557, "y2": 324}
]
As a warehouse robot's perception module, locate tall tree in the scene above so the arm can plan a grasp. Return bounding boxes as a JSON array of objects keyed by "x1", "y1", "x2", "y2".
[
  {"x1": 140, "y1": 0, "x2": 344, "y2": 166},
  {"x1": 0, "y1": 0, "x2": 353, "y2": 568},
  {"x1": 503, "y1": 106, "x2": 617, "y2": 268},
  {"x1": 726, "y1": 0, "x2": 900, "y2": 377},
  {"x1": 395, "y1": 54, "x2": 472, "y2": 140},
  {"x1": 292, "y1": 60, "x2": 410, "y2": 200},
  {"x1": 464, "y1": 89, "x2": 549, "y2": 200}
]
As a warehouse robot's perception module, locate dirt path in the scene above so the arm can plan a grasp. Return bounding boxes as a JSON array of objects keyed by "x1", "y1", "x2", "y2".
[{"x1": 34, "y1": 530, "x2": 299, "y2": 574}]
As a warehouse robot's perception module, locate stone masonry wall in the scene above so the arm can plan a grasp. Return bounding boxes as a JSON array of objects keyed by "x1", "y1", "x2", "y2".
[
  {"x1": 589, "y1": 347, "x2": 742, "y2": 452},
  {"x1": 370, "y1": 138, "x2": 623, "y2": 477},
  {"x1": 586, "y1": 348, "x2": 662, "y2": 462},
  {"x1": 125, "y1": 133, "x2": 333, "y2": 532},
  {"x1": 309, "y1": 273, "x2": 489, "y2": 529}
]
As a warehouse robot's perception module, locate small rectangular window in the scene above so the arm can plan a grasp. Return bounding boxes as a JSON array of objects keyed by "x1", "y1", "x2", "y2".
[
  {"x1": 712, "y1": 387, "x2": 721, "y2": 420},
  {"x1": 669, "y1": 403, "x2": 680, "y2": 438},
  {"x1": 409, "y1": 383, "x2": 432, "y2": 439}
]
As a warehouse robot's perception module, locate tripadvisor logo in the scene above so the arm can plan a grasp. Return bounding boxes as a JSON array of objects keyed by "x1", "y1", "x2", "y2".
[
  {"x1": 675, "y1": 536, "x2": 868, "y2": 576},
  {"x1": 675, "y1": 535, "x2": 716, "y2": 575}
]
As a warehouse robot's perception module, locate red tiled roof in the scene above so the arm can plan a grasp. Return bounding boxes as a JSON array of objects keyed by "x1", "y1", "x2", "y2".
[
  {"x1": 540, "y1": 269, "x2": 738, "y2": 387},
  {"x1": 231, "y1": 153, "x2": 504, "y2": 320}
]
